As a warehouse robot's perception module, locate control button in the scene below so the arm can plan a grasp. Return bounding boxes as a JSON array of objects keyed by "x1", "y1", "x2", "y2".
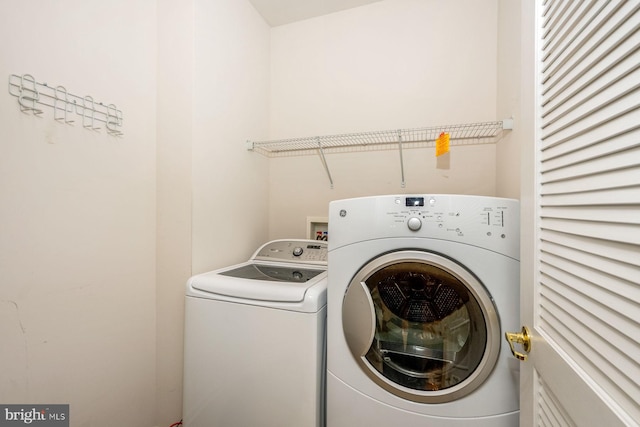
[
  {"x1": 293, "y1": 247, "x2": 304, "y2": 256},
  {"x1": 407, "y1": 217, "x2": 422, "y2": 231},
  {"x1": 429, "y1": 197, "x2": 436, "y2": 206}
]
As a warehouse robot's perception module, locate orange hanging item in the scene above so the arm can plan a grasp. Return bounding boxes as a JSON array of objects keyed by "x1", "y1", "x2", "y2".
[{"x1": 435, "y1": 132, "x2": 450, "y2": 157}]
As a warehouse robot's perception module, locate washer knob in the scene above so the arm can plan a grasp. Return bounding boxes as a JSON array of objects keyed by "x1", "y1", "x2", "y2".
[
  {"x1": 407, "y1": 217, "x2": 422, "y2": 231},
  {"x1": 293, "y1": 247, "x2": 304, "y2": 256}
]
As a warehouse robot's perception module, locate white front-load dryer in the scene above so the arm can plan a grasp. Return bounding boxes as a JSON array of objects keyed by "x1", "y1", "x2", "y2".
[{"x1": 327, "y1": 195, "x2": 520, "y2": 426}]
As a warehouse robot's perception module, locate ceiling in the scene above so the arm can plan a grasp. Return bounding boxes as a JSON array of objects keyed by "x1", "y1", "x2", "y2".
[{"x1": 248, "y1": 0, "x2": 383, "y2": 27}]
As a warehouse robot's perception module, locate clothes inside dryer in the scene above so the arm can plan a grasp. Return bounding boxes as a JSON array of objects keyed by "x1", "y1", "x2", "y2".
[{"x1": 363, "y1": 260, "x2": 488, "y2": 392}]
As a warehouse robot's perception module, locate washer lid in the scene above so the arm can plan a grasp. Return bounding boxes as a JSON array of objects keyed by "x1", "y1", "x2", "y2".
[{"x1": 188, "y1": 261, "x2": 327, "y2": 303}]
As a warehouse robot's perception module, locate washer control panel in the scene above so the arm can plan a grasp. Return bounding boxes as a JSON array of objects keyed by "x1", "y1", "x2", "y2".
[{"x1": 253, "y1": 240, "x2": 328, "y2": 265}]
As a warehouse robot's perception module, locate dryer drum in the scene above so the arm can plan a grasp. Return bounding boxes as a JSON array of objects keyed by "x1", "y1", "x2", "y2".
[
  {"x1": 362, "y1": 261, "x2": 486, "y2": 392},
  {"x1": 377, "y1": 272, "x2": 463, "y2": 322}
]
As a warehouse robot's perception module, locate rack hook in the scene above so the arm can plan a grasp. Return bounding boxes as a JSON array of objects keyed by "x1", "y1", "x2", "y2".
[
  {"x1": 82, "y1": 96, "x2": 101, "y2": 131},
  {"x1": 54, "y1": 85, "x2": 74, "y2": 124},
  {"x1": 106, "y1": 104, "x2": 123, "y2": 136},
  {"x1": 18, "y1": 74, "x2": 43, "y2": 115}
]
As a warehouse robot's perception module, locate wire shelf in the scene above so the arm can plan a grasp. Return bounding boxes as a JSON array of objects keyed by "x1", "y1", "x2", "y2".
[{"x1": 247, "y1": 120, "x2": 512, "y2": 157}]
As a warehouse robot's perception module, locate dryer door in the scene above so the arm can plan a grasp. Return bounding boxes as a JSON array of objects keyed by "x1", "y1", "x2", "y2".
[{"x1": 342, "y1": 250, "x2": 500, "y2": 403}]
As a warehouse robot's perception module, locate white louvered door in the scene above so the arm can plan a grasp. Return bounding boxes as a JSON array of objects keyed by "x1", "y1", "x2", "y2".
[{"x1": 519, "y1": 1, "x2": 640, "y2": 426}]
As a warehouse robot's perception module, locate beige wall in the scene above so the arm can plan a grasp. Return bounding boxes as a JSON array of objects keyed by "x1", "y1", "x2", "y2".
[
  {"x1": 156, "y1": 0, "x2": 194, "y2": 424},
  {"x1": 268, "y1": 145, "x2": 497, "y2": 239},
  {"x1": 0, "y1": 1, "x2": 158, "y2": 425},
  {"x1": 0, "y1": 0, "x2": 270, "y2": 425},
  {"x1": 191, "y1": 0, "x2": 271, "y2": 274},
  {"x1": 266, "y1": 0, "x2": 504, "y2": 240},
  {"x1": 496, "y1": 0, "x2": 522, "y2": 199}
]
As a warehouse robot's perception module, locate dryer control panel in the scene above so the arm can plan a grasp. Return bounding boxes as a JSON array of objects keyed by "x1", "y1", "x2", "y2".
[
  {"x1": 397, "y1": 195, "x2": 513, "y2": 235},
  {"x1": 330, "y1": 195, "x2": 520, "y2": 259},
  {"x1": 253, "y1": 239, "x2": 328, "y2": 265}
]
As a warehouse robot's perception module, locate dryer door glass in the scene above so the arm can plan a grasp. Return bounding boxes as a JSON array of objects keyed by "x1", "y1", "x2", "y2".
[{"x1": 342, "y1": 251, "x2": 500, "y2": 403}]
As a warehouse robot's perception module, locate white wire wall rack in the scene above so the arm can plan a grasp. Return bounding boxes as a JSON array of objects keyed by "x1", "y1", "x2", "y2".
[
  {"x1": 246, "y1": 119, "x2": 513, "y2": 188},
  {"x1": 8, "y1": 73, "x2": 123, "y2": 136}
]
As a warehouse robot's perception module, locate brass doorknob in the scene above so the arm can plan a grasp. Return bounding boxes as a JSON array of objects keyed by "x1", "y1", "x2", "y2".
[{"x1": 505, "y1": 326, "x2": 531, "y2": 361}]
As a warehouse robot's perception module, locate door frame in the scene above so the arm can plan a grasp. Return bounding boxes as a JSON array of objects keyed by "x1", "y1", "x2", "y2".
[{"x1": 519, "y1": 0, "x2": 538, "y2": 424}]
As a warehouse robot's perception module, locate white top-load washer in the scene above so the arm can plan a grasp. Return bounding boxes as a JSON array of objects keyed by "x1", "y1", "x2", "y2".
[
  {"x1": 183, "y1": 239, "x2": 328, "y2": 427},
  {"x1": 327, "y1": 195, "x2": 520, "y2": 427}
]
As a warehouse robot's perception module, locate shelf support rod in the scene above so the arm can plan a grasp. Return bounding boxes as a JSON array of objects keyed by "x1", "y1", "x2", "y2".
[
  {"x1": 316, "y1": 137, "x2": 334, "y2": 189},
  {"x1": 397, "y1": 130, "x2": 406, "y2": 188}
]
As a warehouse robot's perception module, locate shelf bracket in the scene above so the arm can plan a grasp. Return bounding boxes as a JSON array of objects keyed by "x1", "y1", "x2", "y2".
[
  {"x1": 316, "y1": 137, "x2": 334, "y2": 189},
  {"x1": 397, "y1": 130, "x2": 405, "y2": 188}
]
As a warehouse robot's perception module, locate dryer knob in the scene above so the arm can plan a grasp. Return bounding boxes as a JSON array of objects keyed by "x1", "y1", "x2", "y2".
[
  {"x1": 293, "y1": 247, "x2": 304, "y2": 256},
  {"x1": 407, "y1": 217, "x2": 422, "y2": 231}
]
